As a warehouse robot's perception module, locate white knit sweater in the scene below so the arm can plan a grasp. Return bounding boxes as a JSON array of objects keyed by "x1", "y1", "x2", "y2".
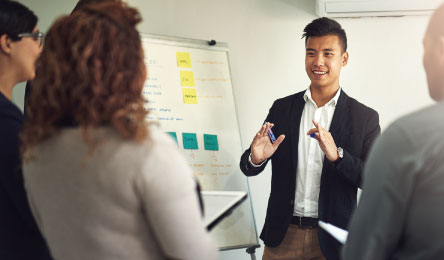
[{"x1": 23, "y1": 125, "x2": 218, "y2": 260}]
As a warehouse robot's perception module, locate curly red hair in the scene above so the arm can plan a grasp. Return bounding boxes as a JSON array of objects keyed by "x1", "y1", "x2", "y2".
[{"x1": 21, "y1": 1, "x2": 148, "y2": 159}]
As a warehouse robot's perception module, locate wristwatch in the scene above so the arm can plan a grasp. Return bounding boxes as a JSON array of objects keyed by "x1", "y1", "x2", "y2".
[
  {"x1": 333, "y1": 147, "x2": 344, "y2": 164},
  {"x1": 337, "y1": 147, "x2": 344, "y2": 159}
]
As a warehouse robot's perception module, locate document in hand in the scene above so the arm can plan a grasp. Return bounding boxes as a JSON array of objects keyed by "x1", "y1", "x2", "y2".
[
  {"x1": 202, "y1": 191, "x2": 247, "y2": 231},
  {"x1": 318, "y1": 221, "x2": 348, "y2": 244}
]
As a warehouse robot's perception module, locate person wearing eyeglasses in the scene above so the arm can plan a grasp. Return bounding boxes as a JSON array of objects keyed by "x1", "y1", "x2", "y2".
[{"x1": 0, "y1": 1, "x2": 52, "y2": 260}]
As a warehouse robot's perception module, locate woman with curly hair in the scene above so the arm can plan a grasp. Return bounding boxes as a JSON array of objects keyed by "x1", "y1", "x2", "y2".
[
  {"x1": 0, "y1": 1, "x2": 52, "y2": 259},
  {"x1": 21, "y1": 2, "x2": 217, "y2": 260}
]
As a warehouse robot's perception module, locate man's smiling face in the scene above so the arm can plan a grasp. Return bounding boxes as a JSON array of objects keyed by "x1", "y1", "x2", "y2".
[{"x1": 305, "y1": 34, "x2": 348, "y2": 91}]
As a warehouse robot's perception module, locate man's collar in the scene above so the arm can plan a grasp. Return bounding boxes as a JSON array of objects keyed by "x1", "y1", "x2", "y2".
[{"x1": 303, "y1": 86, "x2": 342, "y2": 107}]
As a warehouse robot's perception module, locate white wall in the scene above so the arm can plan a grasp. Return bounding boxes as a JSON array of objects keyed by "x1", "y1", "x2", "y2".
[{"x1": 16, "y1": 0, "x2": 434, "y2": 259}]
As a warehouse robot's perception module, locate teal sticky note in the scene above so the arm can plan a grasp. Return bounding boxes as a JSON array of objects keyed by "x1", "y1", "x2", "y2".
[
  {"x1": 204, "y1": 134, "x2": 219, "y2": 151},
  {"x1": 166, "y1": 132, "x2": 178, "y2": 143},
  {"x1": 182, "y1": 133, "x2": 198, "y2": 149}
]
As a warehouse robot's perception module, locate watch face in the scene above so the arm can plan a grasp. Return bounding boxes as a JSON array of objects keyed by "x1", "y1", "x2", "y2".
[{"x1": 338, "y1": 147, "x2": 344, "y2": 158}]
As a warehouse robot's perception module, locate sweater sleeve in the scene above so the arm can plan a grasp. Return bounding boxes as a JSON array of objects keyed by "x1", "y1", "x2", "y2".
[{"x1": 135, "y1": 131, "x2": 218, "y2": 260}]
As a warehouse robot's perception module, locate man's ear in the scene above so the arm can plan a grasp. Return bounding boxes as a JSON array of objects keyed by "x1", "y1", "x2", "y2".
[
  {"x1": 0, "y1": 34, "x2": 13, "y2": 55},
  {"x1": 342, "y1": 51, "x2": 349, "y2": 67}
]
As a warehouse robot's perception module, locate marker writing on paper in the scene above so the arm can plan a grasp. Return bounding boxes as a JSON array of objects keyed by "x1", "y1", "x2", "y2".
[{"x1": 264, "y1": 122, "x2": 277, "y2": 143}]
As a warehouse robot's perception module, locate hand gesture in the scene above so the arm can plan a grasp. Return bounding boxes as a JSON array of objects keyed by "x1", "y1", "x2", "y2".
[
  {"x1": 250, "y1": 122, "x2": 285, "y2": 165},
  {"x1": 307, "y1": 119, "x2": 339, "y2": 162}
]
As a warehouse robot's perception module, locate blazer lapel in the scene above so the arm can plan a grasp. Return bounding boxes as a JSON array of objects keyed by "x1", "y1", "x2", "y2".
[
  {"x1": 319, "y1": 89, "x2": 350, "y2": 216},
  {"x1": 328, "y1": 89, "x2": 349, "y2": 140}
]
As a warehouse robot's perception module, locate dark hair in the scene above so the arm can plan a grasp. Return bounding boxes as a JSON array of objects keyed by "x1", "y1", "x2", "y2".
[
  {"x1": 0, "y1": 0, "x2": 38, "y2": 40},
  {"x1": 72, "y1": 0, "x2": 122, "y2": 13},
  {"x1": 302, "y1": 17, "x2": 347, "y2": 53},
  {"x1": 21, "y1": 1, "x2": 147, "y2": 159}
]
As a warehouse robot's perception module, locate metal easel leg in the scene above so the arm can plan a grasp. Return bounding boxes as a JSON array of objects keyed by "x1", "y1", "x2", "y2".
[{"x1": 246, "y1": 246, "x2": 258, "y2": 260}]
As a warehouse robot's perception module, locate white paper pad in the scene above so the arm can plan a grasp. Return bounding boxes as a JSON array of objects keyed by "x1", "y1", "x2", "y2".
[
  {"x1": 201, "y1": 191, "x2": 247, "y2": 230},
  {"x1": 318, "y1": 220, "x2": 348, "y2": 244}
]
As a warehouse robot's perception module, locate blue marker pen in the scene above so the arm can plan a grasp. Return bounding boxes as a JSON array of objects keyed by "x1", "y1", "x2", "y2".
[{"x1": 264, "y1": 121, "x2": 277, "y2": 143}]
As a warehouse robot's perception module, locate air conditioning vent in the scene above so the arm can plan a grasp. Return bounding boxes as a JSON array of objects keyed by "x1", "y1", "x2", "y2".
[{"x1": 316, "y1": 0, "x2": 442, "y2": 18}]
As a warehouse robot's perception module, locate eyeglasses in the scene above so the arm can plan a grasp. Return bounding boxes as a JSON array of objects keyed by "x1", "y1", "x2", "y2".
[{"x1": 16, "y1": 32, "x2": 44, "y2": 47}]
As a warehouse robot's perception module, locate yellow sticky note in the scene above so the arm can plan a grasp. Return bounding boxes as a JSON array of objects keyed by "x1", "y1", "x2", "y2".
[
  {"x1": 177, "y1": 52, "x2": 192, "y2": 68},
  {"x1": 180, "y1": 71, "x2": 195, "y2": 87},
  {"x1": 183, "y1": 88, "x2": 198, "y2": 104}
]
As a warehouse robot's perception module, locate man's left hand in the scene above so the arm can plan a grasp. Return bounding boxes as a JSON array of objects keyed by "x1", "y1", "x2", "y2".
[{"x1": 307, "y1": 119, "x2": 339, "y2": 162}]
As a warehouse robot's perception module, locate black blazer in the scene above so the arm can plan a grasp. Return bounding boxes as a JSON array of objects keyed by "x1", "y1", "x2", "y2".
[
  {"x1": 0, "y1": 92, "x2": 52, "y2": 260},
  {"x1": 240, "y1": 90, "x2": 380, "y2": 260}
]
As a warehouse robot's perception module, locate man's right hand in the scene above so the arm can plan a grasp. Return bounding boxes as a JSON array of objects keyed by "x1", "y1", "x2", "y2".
[{"x1": 250, "y1": 122, "x2": 285, "y2": 165}]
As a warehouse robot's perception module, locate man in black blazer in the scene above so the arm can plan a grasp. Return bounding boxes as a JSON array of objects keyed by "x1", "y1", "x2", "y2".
[{"x1": 240, "y1": 18, "x2": 380, "y2": 260}]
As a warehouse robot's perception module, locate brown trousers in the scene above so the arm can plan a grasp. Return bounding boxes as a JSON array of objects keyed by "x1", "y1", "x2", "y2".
[{"x1": 262, "y1": 225, "x2": 326, "y2": 260}]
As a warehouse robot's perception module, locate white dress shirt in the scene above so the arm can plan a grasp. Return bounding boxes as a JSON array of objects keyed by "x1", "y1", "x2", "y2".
[
  {"x1": 248, "y1": 87, "x2": 341, "y2": 217},
  {"x1": 294, "y1": 87, "x2": 341, "y2": 217}
]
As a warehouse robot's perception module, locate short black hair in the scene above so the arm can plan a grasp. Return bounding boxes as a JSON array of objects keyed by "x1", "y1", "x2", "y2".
[
  {"x1": 0, "y1": 0, "x2": 38, "y2": 40},
  {"x1": 302, "y1": 17, "x2": 347, "y2": 53}
]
